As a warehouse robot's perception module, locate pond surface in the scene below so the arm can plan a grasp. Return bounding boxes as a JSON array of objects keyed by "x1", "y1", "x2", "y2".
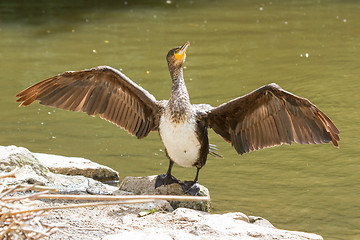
[{"x1": 1, "y1": 0, "x2": 359, "y2": 239}]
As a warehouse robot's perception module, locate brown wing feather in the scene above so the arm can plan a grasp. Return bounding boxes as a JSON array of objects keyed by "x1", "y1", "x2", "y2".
[
  {"x1": 16, "y1": 66, "x2": 161, "y2": 139},
  {"x1": 206, "y1": 83, "x2": 339, "y2": 155}
]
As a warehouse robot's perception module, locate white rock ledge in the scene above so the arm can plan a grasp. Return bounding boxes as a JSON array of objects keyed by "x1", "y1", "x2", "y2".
[
  {"x1": 34, "y1": 152, "x2": 119, "y2": 181},
  {"x1": 102, "y1": 207, "x2": 323, "y2": 240}
]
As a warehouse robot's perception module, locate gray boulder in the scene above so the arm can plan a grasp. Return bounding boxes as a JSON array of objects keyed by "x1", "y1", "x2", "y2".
[{"x1": 119, "y1": 175, "x2": 211, "y2": 212}]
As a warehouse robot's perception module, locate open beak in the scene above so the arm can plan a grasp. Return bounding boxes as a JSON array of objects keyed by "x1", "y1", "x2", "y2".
[
  {"x1": 178, "y1": 41, "x2": 190, "y2": 55},
  {"x1": 174, "y1": 41, "x2": 190, "y2": 60}
]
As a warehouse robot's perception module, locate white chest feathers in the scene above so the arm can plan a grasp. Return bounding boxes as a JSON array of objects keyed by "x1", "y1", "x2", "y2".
[{"x1": 159, "y1": 115, "x2": 201, "y2": 168}]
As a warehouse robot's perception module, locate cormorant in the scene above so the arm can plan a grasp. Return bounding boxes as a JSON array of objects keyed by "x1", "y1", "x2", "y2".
[{"x1": 16, "y1": 41, "x2": 340, "y2": 196}]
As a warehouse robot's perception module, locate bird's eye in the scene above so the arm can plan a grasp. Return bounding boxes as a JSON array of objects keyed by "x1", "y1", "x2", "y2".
[{"x1": 174, "y1": 50, "x2": 178, "y2": 54}]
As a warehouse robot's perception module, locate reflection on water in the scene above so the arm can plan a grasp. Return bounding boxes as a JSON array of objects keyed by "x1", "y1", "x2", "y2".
[{"x1": 1, "y1": 0, "x2": 359, "y2": 239}]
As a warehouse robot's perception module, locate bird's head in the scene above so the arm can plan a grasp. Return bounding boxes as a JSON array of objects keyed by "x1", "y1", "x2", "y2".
[{"x1": 166, "y1": 41, "x2": 190, "y2": 70}]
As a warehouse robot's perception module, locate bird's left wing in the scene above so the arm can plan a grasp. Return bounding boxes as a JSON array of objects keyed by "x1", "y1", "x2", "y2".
[
  {"x1": 16, "y1": 66, "x2": 161, "y2": 139},
  {"x1": 205, "y1": 83, "x2": 339, "y2": 155}
]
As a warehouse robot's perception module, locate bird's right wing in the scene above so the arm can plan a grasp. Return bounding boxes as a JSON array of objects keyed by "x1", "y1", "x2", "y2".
[
  {"x1": 206, "y1": 83, "x2": 339, "y2": 155},
  {"x1": 16, "y1": 66, "x2": 161, "y2": 139}
]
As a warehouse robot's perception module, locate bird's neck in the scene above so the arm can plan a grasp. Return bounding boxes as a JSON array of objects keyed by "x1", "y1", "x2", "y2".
[
  {"x1": 170, "y1": 67, "x2": 188, "y2": 97},
  {"x1": 167, "y1": 66, "x2": 192, "y2": 120}
]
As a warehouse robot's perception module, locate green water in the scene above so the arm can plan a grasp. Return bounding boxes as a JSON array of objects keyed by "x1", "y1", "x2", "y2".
[{"x1": 1, "y1": 0, "x2": 359, "y2": 239}]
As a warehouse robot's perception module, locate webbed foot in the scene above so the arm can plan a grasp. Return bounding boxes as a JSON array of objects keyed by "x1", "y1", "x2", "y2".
[
  {"x1": 155, "y1": 174, "x2": 179, "y2": 189},
  {"x1": 180, "y1": 181, "x2": 201, "y2": 196}
]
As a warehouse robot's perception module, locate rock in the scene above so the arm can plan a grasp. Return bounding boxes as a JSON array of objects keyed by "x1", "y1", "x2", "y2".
[
  {"x1": 0, "y1": 145, "x2": 49, "y2": 177},
  {"x1": 249, "y1": 216, "x2": 275, "y2": 228},
  {"x1": 0, "y1": 145, "x2": 119, "y2": 183},
  {"x1": 103, "y1": 228, "x2": 200, "y2": 240},
  {"x1": 172, "y1": 207, "x2": 207, "y2": 222},
  {"x1": 41, "y1": 205, "x2": 323, "y2": 240},
  {"x1": 46, "y1": 171, "x2": 118, "y2": 194},
  {"x1": 1, "y1": 145, "x2": 324, "y2": 240},
  {"x1": 0, "y1": 145, "x2": 117, "y2": 194},
  {"x1": 222, "y1": 212, "x2": 250, "y2": 223},
  {"x1": 34, "y1": 152, "x2": 119, "y2": 182},
  {"x1": 101, "y1": 208, "x2": 323, "y2": 240},
  {"x1": 120, "y1": 175, "x2": 183, "y2": 195},
  {"x1": 119, "y1": 175, "x2": 211, "y2": 212},
  {"x1": 11, "y1": 164, "x2": 49, "y2": 185},
  {"x1": 134, "y1": 200, "x2": 173, "y2": 212}
]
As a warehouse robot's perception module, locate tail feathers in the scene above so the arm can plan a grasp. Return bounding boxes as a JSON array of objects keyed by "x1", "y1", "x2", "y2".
[{"x1": 209, "y1": 144, "x2": 223, "y2": 158}]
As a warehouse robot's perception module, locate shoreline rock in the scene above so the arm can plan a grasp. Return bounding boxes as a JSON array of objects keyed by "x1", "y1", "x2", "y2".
[
  {"x1": 0, "y1": 145, "x2": 118, "y2": 195},
  {"x1": 34, "y1": 152, "x2": 119, "y2": 182},
  {"x1": 119, "y1": 175, "x2": 211, "y2": 212},
  {"x1": 0, "y1": 145, "x2": 324, "y2": 240},
  {"x1": 103, "y1": 207, "x2": 323, "y2": 240}
]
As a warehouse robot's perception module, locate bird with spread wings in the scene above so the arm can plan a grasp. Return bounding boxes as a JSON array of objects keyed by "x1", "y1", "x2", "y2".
[{"x1": 16, "y1": 41, "x2": 339, "y2": 195}]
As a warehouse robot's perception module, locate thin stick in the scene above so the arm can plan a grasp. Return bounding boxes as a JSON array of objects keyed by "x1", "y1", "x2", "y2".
[
  {"x1": 0, "y1": 167, "x2": 19, "y2": 178},
  {"x1": 7, "y1": 199, "x2": 155, "y2": 216},
  {"x1": 2, "y1": 191, "x2": 51, "y2": 202},
  {"x1": 33, "y1": 194, "x2": 210, "y2": 202},
  {"x1": 0, "y1": 185, "x2": 22, "y2": 199},
  {"x1": 0, "y1": 221, "x2": 16, "y2": 239},
  {"x1": 3, "y1": 184, "x2": 58, "y2": 193}
]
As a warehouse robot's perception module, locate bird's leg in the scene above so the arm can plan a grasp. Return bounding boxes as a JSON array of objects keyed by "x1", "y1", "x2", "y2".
[
  {"x1": 180, "y1": 168, "x2": 201, "y2": 196},
  {"x1": 155, "y1": 160, "x2": 179, "y2": 188}
]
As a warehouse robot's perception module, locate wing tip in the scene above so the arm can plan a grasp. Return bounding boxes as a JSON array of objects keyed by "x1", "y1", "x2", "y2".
[{"x1": 330, "y1": 133, "x2": 340, "y2": 147}]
